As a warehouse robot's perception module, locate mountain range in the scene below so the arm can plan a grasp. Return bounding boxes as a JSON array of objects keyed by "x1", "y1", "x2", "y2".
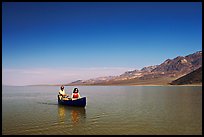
[{"x1": 65, "y1": 51, "x2": 202, "y2": 86}]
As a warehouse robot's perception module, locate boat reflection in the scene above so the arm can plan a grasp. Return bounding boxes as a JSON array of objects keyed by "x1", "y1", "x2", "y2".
[{"x1": 58, "y1": 105, "x2": 86, "y2": 125}]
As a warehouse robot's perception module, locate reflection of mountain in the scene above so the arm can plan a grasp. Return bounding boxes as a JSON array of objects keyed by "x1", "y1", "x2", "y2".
[
  {"x1": 66, "y1": 51, "x2": 202, "y2": 85},
  {"x1": 58, "y1": 105, "x2": 86, "y2": 125}
]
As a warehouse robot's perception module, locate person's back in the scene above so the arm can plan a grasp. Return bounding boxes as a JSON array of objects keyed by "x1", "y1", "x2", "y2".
[{"x1": 71, "y1": 88, "x2": 81, "y2": 99}]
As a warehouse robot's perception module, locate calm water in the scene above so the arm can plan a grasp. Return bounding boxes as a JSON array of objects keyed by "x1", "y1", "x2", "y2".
[{"x1": 2, "y1": 86, "x2": 202, "y2": 135}]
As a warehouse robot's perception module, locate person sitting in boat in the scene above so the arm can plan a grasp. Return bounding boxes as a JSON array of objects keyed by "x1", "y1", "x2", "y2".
[
  {"x1": 59, "y1": 85, "x2": 69, "y2": 100},
  {"x1": 71, "y1": 88, "x2": 81, "y2": 99}
]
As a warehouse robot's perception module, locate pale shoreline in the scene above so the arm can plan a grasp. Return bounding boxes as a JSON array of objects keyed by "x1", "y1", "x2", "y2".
[
  {"x1": 4, "y1": 83, "x2": 202, "y2": 87},
  {"x1": 64, "y1": 84, "x2": 202, "y2": 87},
  {"x1": 130, "y1": 84, "x2": 202, "y2": 87}
]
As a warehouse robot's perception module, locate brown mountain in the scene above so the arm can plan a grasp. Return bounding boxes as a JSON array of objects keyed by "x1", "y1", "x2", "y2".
[
  {"x1": 66, "y1": 51, "x2": 202, "y2": 85},
  {"x1": 170, "y1": 67, "x2": 202, "y2": 85},
  {"x1": 152, "y1": 51, "x2": 202, "y2": 74}
]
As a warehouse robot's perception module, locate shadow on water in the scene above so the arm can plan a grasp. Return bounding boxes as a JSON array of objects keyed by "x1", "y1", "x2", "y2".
[{"x1": 58, "y1": 105, "x2": 86, "y2": 125}]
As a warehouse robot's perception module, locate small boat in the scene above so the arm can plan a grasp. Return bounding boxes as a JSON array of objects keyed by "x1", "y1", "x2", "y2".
[{"x1": 57, "y1": 95, "x2": 86, "y2": 107}]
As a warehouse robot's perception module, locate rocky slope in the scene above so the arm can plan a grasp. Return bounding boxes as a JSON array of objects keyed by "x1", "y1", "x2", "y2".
[{"x1": 170, "y1": 66, "x2": 202, "y2": 85}]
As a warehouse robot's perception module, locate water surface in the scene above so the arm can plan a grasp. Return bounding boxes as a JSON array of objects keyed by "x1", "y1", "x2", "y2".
[{"x1": 2, "y1": 86, "x2": 202, "y2": 135}]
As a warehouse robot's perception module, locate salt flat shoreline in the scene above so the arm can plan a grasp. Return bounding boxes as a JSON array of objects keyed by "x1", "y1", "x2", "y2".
[
  {"x1": 31, "y1": 84, "x2": 202, "y2": 87},
  {"x1": 3, "y1": 83, "x2": 202, "y2": 87},
  {"x1": 64, "y1": 81, "x2": 202, "y2": 87},
  {"x1": 65, "y1": 83, "x2": 202, "y2": 87}
]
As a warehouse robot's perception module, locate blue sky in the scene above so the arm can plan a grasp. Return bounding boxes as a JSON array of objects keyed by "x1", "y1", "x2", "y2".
[{"x1": 2, "y1": 2, "x2": 202, "y2": 86}]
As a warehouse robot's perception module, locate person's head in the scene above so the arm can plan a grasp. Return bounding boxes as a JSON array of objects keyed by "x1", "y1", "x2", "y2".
[
  {"x1": 73, "y1": 88, "x2": 79, "y2": 93},
  {"x1": 61, "y1": 85, "x2": 64, "y2": 90}
]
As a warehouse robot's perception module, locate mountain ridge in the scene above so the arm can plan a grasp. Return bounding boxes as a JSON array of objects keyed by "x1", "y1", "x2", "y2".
[
  {"x1": 170, "y1": 66, "x2": 202, "y2": 85},
  {"x1": 65, "y1": 51, "x2": 202, "y2": 86}
]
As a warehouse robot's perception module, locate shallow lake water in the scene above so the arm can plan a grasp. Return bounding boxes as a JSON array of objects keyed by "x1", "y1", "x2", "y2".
[{"x1": 2, "y1": 85, "x2": 202, "y2": 135}]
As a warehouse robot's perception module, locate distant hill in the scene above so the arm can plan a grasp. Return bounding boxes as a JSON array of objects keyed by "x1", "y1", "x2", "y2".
[
  {"x1": 66, "y1": 51, "x2": 202, "y2": 86},
  {"x1": 170, "y1": 67, "x2": 202, "y2": 85}
]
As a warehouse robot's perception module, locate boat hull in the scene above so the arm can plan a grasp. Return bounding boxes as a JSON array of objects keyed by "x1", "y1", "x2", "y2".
[{"x1": 58, "y1": 95, "x2": 86, "y2": 107}]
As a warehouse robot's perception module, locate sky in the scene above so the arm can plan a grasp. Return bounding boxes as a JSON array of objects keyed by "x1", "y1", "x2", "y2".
[{"x1": 2, "y1": 2, "x2": 202, "y2": 86}]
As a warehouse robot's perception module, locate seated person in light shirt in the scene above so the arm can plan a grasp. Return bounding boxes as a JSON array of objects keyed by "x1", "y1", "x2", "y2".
[{"x1": 58, "y1": 85, "x2": 69, "y2": 99}]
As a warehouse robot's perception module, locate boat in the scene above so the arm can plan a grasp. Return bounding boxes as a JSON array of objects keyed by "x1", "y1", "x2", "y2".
[{"x1": 57, "y1": 95, "x2": 86, "y2": 107}]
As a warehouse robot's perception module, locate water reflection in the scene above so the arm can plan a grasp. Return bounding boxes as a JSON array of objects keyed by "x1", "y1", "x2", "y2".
[
  {"x1": 58, "y1": 105, "x2": 66, "y2": 122},
  {"x1": 58, "y1": 105, "x2": 86, "y2": 125}
]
